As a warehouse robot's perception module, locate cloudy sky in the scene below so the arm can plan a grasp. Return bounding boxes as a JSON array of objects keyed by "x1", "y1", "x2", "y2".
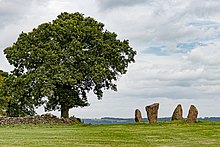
[{"x1": 1, "y1": 0, "x2": 220, "y2": 118}]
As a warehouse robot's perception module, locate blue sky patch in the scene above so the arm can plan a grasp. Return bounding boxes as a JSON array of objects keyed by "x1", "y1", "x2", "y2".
[
  {"x1": 142, "y1": 46, "x2": 168, "y2": 56},
  {"x1": 176, "y1": 42, "x2": 206, "y2": 53}
]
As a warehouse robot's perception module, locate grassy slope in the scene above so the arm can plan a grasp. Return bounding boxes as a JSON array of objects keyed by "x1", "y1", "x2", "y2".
[{"x1": 0, "y1": 121, "x2": 219, "y2": 146}]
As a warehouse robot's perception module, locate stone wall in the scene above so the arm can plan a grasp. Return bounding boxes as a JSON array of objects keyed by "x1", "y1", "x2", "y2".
[{"x1": 0, "y1": 113, "x2": 81, "y2": 125}]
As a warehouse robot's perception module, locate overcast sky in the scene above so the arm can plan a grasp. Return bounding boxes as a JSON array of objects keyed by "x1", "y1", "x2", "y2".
[{"x1": 1, "y1": 0, "x2": 220, "y2": 118}]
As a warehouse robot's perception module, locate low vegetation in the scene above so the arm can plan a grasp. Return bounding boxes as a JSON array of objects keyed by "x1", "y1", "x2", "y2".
[{"x1": 0, "y1": 121, "x2": 219, "y2": 146}]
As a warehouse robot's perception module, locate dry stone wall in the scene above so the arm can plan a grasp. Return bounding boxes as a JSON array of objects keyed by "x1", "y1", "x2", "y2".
[{"x1": 0, "y1": 113, "x2": 81, "y2": 125}]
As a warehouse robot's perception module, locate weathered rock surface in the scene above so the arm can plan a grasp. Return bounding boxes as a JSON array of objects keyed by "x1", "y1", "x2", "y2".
[
  {"x1": 171, "y1": 104, "x2": 183, "y2": 120},
  {"x1": 145, "y1": 103, "x2": 159, "y2": 124},
  {"x1": 135, "y1": 109, "x2": 142, "y2": 122},
  {"x1": 186, "y1": 105, "x2": 198, "y2": 123},
  {"x1": 0, "y1": 113, "x2": 81, "y2": 125}
]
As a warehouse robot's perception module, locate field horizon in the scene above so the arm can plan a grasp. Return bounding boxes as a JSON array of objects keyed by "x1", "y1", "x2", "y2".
[{"x1": 82, "y1": 116, "x2": 220, "y2": 124}]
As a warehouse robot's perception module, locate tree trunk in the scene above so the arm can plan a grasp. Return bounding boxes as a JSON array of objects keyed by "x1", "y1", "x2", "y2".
[{"x1": 61, "y1": 104, "x2": 69, "y2": 118}]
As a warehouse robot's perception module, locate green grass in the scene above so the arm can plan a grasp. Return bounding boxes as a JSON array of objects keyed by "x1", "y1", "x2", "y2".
[{"x1": 0, "y1": 121, "x2": 220, "y2": 146}]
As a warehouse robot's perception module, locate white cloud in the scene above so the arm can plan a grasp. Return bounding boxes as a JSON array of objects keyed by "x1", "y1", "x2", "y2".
[
  {"x1": 187, "y1": 42, "x2": 220, "y2": 66},
  {"x1": 97, "y1": 0, "x2": 148, "y2": 11},
  {"x1": 0, "y1": 0, "x2": 50, "y2": 29},
  {"x1": 97, "y1": 0, "x2": 220, "y2": 54}
]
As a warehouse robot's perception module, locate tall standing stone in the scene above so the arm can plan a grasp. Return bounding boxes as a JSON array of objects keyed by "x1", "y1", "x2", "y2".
[
  {"x1": 171, "y1": 104, "x2": 183, "y2": 120},
  {"x1": 145, "y1": 103, "x2": 159, "y2": 124},
  {"x1": 135, "y1": 109, "x2": 142, "y2": 122},
  {"x1": 186, "y1": 105, "x2": 198, "y2": 123}
]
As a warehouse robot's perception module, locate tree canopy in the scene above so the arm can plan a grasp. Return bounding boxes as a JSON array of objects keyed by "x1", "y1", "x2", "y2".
[
  {"x1": 0, "y1": 70, "x2": 36, "y2": 116},
  {"x1": 4, "y1": 12, "x2": 136, "y2": 118},
  {"x1": 0, "y1": 70, "x2": 8, "y2": 116}
]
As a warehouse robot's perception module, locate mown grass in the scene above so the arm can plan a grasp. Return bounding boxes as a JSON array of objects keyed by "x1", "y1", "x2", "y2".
[{"x1": 0, "y1": 121, "x2": 220, "y2": 146}]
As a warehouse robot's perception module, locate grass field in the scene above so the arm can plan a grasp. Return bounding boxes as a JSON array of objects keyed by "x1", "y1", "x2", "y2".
[{"x1": 0, "y1": 121, "x2": 220, "y2": 146}]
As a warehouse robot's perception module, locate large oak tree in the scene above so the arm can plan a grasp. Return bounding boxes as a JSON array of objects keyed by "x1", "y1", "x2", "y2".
[{"x1": 4, "y1": 12, "x2": 136, "y2": 118}]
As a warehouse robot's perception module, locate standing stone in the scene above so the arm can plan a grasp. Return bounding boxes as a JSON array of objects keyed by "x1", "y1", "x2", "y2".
[
  {"x1": 135, "y1": 109, "x2": 142, "y2": 122},
  {"x1": 186, "y1": 105, "x2": 198, "y2": 123},
  {"x1": 145, "y1": 103, "x2": 159, "y2": 124},
  {"x1": 171, "y1": 104, "x2": 183, "y2": 120}
]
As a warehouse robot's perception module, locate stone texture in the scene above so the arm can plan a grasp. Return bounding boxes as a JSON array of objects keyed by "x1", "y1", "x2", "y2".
[
  {"x1": 135, "y1": 109, "x2": 142, "y2": 122},
  {"x1": 145, "y1": 103, "x2": 159, "y2": 124},
  {"x1": 186, "y1": 105, "x2": 198, "y2": 123},
  {"x1": 171, "y1": 104, "x2": 183, "y2": 120},
  {"x1": 0, "y1": 113, "x2": 81, "y2": 125}
]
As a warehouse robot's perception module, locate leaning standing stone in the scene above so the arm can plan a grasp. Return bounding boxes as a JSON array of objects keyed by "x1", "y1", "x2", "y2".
[
  {"x1": 186, "y1": 105, "x2": 198, "y2": 123},
  {"x1": 145, "y1": 103, "x2": 159, "y2": 124},
  {"x1": 135, "y1": 109, "x2": 142, "y2": 122},
  {"x1": 171, "y1": 104, "x2": 183, "y2": 120}
]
